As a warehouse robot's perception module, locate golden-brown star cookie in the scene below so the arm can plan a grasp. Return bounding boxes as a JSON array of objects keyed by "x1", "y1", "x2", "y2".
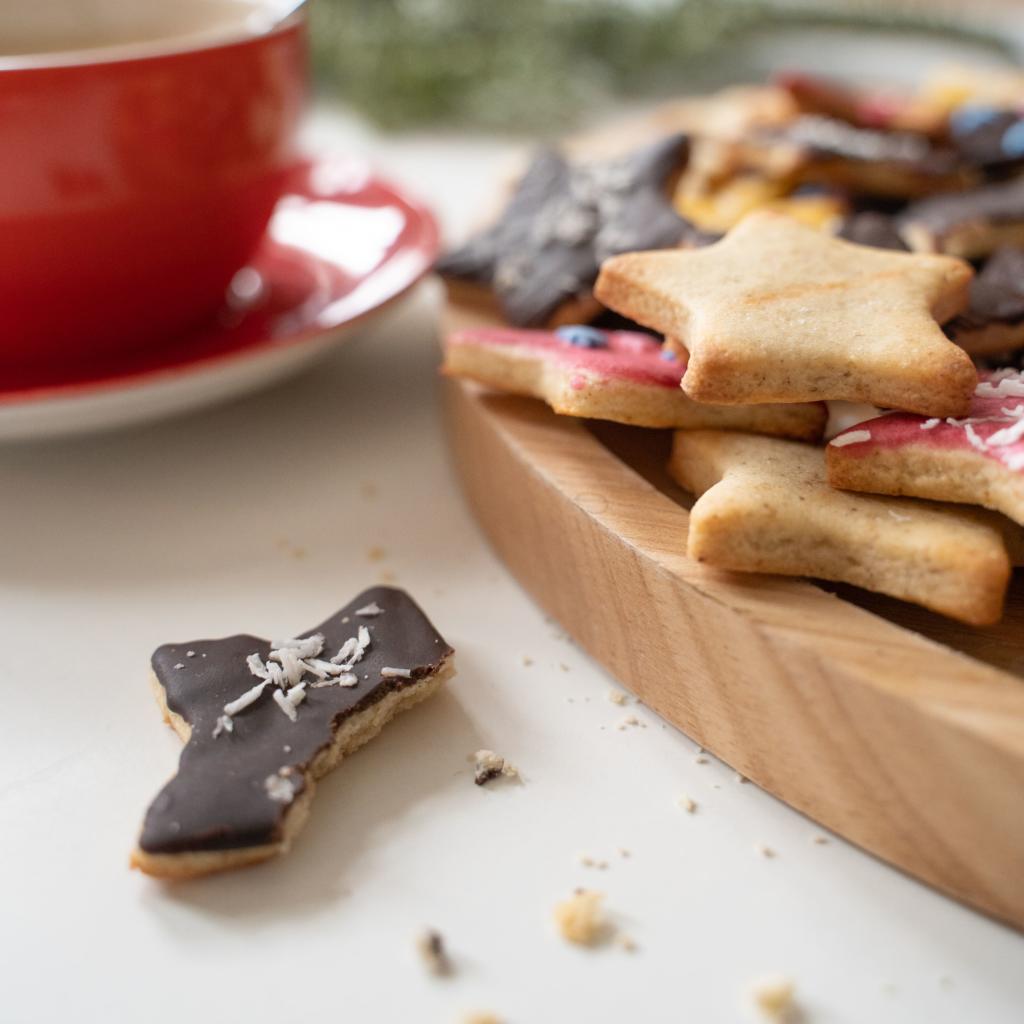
[
  {"x1": 668, "y1": 429, "x2": 1015, "y2": 625},
  {"x1": 595, "y1": 211, "x2": 976, "y2": 418}
]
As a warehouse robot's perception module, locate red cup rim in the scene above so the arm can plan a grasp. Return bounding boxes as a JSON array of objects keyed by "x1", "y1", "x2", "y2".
[{"x1": 0, "y1": 0, "x2": 306, "y2": 72}]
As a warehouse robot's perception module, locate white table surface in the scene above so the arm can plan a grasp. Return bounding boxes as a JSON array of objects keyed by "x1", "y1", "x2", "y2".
[{"x1": 4, "y1": 102, "x2": 1024, "y2": 1024}]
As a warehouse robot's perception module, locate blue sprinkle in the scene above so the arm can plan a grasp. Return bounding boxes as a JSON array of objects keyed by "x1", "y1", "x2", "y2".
[
  {"x1": 555, "y1": 324, "x2": 609, "y2": 349},
  {"x1": 659, "y1": 347, "x2": 678, "y2": 362},
  {"x1": 950, "y1": 104, "x2": 1001, "y2": 137},
  {"x1": 1002, "y1": 120, "x2": 1024, "y2": 158}
]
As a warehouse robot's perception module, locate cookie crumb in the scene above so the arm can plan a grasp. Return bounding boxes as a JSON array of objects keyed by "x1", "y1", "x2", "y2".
[
  {"x1": 379, "y1": 569, "x2": 398, "y2": 583},
  {"x1": 678, "y1": 795, "x2": 697, "y2": 813},
  {"x1": 617, "y1": 934, "x2": 638, "y2": 953},
  {"x1": 749, "y1": 975, "x2": 796, "y2": 1020},
  {"x1": 554, "y1": 889, "x2": 607, "y2": 946},
  {"x1": 607, "y1": 690, "x2": 628, "y2": 705},
  {"x1": 461, "y1": 1014, "x2": 502, "y2": 1024},
  {"x1": 810, "y1": 834, "x2": 829, "y2": 845},
  {"x1": 559, "y1": 662, "x2": 571, "y2": 672},
  {"x1": 755, "y1": 843, "x2": 776, "y2": 859},
  {"x1": 695, "y1": 755, "x2": 709, "y2": 765},
  {"x1": 416, "y1": 929, "x2": 452, "y2": 977},
  {"x1": 522, "y1": 656, "x2": 534, "y2": 667},
  {"x1": 367, "y1": 545, "x2": 387, "y2": 562},
  {"x1": 473, "y1": 749, "x2": 518, "y2": 786},
  {"x1": 734, "y1": 772, "x2": 748, "y2": 784},
  {"x1": 618, "y1": 847, "x2": 631, "y2": 858}
]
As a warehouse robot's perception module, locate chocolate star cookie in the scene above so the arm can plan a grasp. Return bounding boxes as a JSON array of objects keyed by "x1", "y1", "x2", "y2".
[{"x1": 435, "y1": 134, "x2": 696, "y2": 327}]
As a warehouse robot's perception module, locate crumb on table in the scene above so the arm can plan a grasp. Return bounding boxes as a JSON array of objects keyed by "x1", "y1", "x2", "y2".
[
  {"x1": 461, "y1": 1014, "x2": 503, "y2": 1024},
  {"x1": 678, "y1": 795, "x2": 697, "y2": 814},
  {"x1": 473, "y1": 749, "x2": 519, "y2": 786},
  {"x1": 554, "y1": 889, "x2": 607, "y2": 946},
  {"x1": 416, "y1": 929, "x2": 452, "y2": 976},
  {"x1": 750, "y1": 974, "x2": 796, "y2": 1020}
]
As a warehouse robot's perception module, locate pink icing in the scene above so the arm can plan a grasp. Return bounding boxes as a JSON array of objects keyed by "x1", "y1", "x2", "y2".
[
  {"x1": 448, "y1": 326, "x2": 685, "y2": 389},
  {"x1": 830, "y1": 369, "x2": 1024, "y2": 474}
]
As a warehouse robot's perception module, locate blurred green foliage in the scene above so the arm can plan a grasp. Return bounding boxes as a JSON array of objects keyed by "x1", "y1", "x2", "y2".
[{"x1": 309, "y1": 0, "x2": 1011, "y2": 132}]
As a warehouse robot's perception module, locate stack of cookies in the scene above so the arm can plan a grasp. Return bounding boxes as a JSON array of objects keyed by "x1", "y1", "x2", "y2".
[{"x1": 439, "y1": 69, "x2": 1024, "y2": 626}]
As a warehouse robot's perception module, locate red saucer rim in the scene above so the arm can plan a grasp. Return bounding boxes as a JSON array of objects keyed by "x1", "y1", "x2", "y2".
[{"x1": 0, "y1": 157, "x2": 439, "y2": 408}]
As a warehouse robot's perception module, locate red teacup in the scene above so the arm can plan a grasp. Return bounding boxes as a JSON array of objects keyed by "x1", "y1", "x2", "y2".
[{"x1": 0, "y1": 1, "x2": 308, "y2": 367}]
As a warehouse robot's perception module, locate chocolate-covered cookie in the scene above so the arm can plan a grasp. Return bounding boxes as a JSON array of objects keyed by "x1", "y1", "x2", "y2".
[
  {"x1": 949, "y1": 105, "x2": 1024, "y2": 171},
  {"x1": 749, "y1": 115, "x2": 969, "y2": 198},
  {"x1": 946, "y1": 247, "x2": 1024, "y2": 356},
  {"x1": 132, "y1": 587, "x2": 454, "y2": 879},
  {"x1": 435, "y1": 134, "x2": 696, "y2": 327},
  {"x1": 899, "y1": 177, "x2": 1024, "y2": 259},
  {"x1": 837, "y1": 211, "x2": 908, "y2": 251}
]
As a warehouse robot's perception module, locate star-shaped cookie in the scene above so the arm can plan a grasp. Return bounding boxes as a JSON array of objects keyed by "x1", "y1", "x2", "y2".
[
  {"x1": 435, "y1": 133, "x2": 698, "y2": 327},
  {"x1": 443, "y1": 324, "x2": 826, "y2": 438},
  {"x1": 668, "y1": 429, "x2": 1015, "y2": 625},
  {"x1": 827, "y1": 369, "x2": 1024, "y2": 526},
  {"x1": 131, "y1": 587, "x2": 454, "y2": 880},
  {"x1": 596, "y1": 210, "x2": 975, "y2": 418}
]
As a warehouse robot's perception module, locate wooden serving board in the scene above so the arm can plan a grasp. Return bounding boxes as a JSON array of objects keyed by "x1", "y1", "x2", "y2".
[{"x1": 441, "y1": 303, "x2": 1024, "y2": 931}]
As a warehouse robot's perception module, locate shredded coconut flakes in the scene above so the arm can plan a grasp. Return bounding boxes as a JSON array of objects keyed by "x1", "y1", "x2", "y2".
[
  {"x1": 223, "y1": 680, "x2": 271, "y2": 717},
  {"x1": 212, "y1": 714, "x2": 233, "y2": 738},
  {"x1": 355, "y1": 602, "x2": 383, "y2": 616},
  {"x1": 273, "y1": 687, "x2": 299, "y2": 722},
  {"x1": 963, "y1": 423, "x2": 988, "y2": 453},
  {"x1": 830, "y1": 429, "x2": 872, "y2": 448},
  {"x1": 977, "y1": 375, "x2": 1024, "y2": 398},
  {"x1": 986, "y1": 417, "x2": 1024, "y2": 447},
  {"x1": 264, "y1": 768, "x2": 297, "y2": 804}
]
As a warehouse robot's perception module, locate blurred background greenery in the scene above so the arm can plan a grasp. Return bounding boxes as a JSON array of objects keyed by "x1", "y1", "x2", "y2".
[{"x1": 309, "y1": 0, "x2": 1017, "y2": 132}]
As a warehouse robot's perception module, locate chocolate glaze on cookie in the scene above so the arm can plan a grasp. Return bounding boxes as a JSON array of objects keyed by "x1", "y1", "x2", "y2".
[
  {"x1": 900, "y1": 177, "x2": 1024, "y2": 241},
  {"x1": 947, "y1": 247, "x2": 1024, "y2": 334},
  {"x1": 950, "y1": 107, "x2": 1024, "y2": 171},
  {"x1": 139, "y1": 587, "x2": 453, "y2": 855},
  {"x1": 435, "y1": 134, "x2": 696, "y2": 326},
  {"x1": 837, "y1": 211, "x2": 909, "y2": 251},
  {"x1": 772, "y1": 115, "x2": 960, "y2": 175}
]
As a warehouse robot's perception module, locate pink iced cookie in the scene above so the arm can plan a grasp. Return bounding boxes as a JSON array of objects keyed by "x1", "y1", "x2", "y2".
[
  {"x1": 443, "y1": 325, "x2": 826, "y2": 438},
  {"x1": 827, "y1": 369, "x2": 1024, "y2": 525}
]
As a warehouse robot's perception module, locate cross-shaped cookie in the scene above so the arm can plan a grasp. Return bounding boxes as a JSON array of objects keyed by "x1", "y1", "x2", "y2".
[
  {"x1": 132, "y1": 587, "x2": 454, "y2": 879},
  {"x1": 596, "y1": 210, "x2": 976, "y2": 418},
  {"x1": 668, "y1": 429, "x2": 1015, "y2": 625}
]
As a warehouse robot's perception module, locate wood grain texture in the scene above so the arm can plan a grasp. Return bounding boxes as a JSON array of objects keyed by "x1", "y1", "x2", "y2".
[{"x1": 441, "y1": 303, "x2": 1024, "y2": 930}]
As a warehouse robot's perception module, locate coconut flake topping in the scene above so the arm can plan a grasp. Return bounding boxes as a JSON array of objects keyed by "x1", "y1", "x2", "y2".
[
  {"x1": 830, "y1": 429, "x2": 872, "y2": 448},
  {"x1": 355, "y1": 602, "x2": 383, "y2": 616},
  {"x1": 213, "y1": 622, "x2": 378, "y2": 736},
  {"x1": 381, "y1": 667, "x2": 413, "y2": 679},
  {"x1": 976, "y1": 375, "x2": 1024, "y2": 398},
  {"x1": 264, "y1": 768, "x2": 297, "y2": 804}
]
